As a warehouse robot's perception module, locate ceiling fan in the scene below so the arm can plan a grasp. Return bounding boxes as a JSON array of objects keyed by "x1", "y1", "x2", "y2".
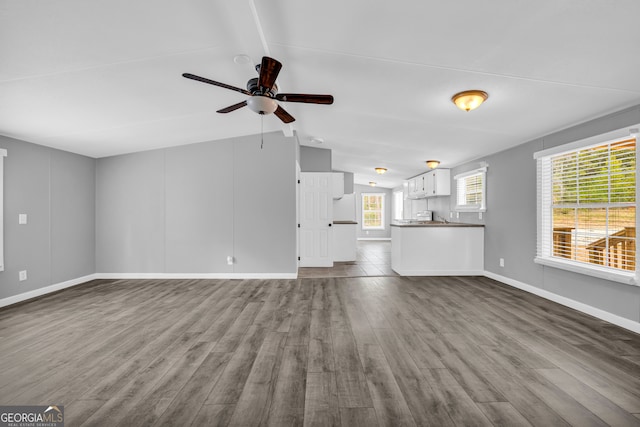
[{"x1": 182, "y1": 56, "x2": 334, "y2": 124}]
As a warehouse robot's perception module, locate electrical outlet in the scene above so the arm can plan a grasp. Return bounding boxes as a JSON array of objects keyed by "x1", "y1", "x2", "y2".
[
  {"x1": 478, "y1": 212, "x2": 483, "y2": 220},
  {"x1": 499, "y1": 258, "x2": 505, "y2": 267},
  {"x1": 456, "y1": 212, "x2": 460, "y2": 219},
  {"x1": 226, "y1": 256, "x2": 234, "y2": 265},
  {"x1": 19, "y1": 270, "x2": 27, "y2": 281},
  {"x1": 18, "y1": 214, "x2": 27, "y2": 225},
  {"x1": 449, "y1": 211, "x2": 453, "y2": 218}
]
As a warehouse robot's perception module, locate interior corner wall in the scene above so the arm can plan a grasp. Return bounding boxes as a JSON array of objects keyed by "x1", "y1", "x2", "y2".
[
  {"x1": 355, "y1": 184, "x2": 393, "y2": 239},
  {"x1": 432, "y1": 105, "x2": 640, "y2": 324},
  {"x1": 96, "y1": 131, "x2": 298, "y2": 276},
  {"x1": 300, "y1": 145, "x2": 332, "y2": 172},
  {"x1": 0, "y1": 136, "x2": 96, "y2": 302}
]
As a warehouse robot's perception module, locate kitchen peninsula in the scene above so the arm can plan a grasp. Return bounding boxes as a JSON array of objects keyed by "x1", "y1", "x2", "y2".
[{"x1": 391, "y1": 221, "x2": 484, "y2": 276}]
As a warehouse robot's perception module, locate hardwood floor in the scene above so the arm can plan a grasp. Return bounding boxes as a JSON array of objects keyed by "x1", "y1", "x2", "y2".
[{"x1": 1, "y1": 275, "x2": 640, "y2": 426}]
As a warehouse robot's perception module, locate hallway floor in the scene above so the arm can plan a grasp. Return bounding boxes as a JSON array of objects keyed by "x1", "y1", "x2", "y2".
[{"x1": 297, "y1": 240, "x2": 398, "y2": 278}]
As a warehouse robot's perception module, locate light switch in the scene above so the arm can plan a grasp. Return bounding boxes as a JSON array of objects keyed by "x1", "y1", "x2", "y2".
[{"x1": 18, "y1": 214, "x2": 27, "y2": 225}]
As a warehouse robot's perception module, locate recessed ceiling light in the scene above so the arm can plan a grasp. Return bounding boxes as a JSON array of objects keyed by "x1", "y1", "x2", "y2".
[
  {"x1": 375, "y1": 167, "x2": 387, "y2": 174},
  {"x1": 233, "y1": 54, "x2": 252, "y2": 65},
  {"x1": 452, "y1": 90, "x2": 488, "y2": 112}
]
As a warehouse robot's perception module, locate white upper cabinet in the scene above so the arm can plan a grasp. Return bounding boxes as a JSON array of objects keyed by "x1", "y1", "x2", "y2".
[
  {"x1": 407, "y1": 169, "x2": 450, "y2": 199},
  {"x1": 424, "y1": 169, "x2": 450, "y2": 197}
]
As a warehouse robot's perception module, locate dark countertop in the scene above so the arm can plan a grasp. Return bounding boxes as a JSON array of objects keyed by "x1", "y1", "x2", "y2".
[
  {"x1": 391, "y1": 221, "x2": 484, "y2": 227},
  {"x1": 333, "y1": 221, "x2": 358, "y2": 225}
]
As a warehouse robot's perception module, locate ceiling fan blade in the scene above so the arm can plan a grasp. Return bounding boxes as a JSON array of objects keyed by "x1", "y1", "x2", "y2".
[
  {"x1": 274, "y1": 105, "x2": 295, "y2": 123},
  {"x1": 217, "y1": 100, "x2": 248, "y2": 113},
  {"x1": 182, "y1": 73, "x2": 251, "y2": 95},
  {"x1": 275, "y1": 93, "x2": 334, "y2": 104},
  {"x1": 258, "y1": 57, "x2": 282, "y2": 91}
]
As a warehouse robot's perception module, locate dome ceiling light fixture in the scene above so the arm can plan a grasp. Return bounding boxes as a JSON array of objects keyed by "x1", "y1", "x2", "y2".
[
  {"x1": 369, "y1": 181, "x2": 377, "y2": 187},
  {"x1": 452, "y1": 90, "x2": 488, "y2": 112},
  {"x1": 426, "y1": 160, "x2": 440, "y2": 169},
  {"x1": 375, "y1": 167, "x2": 387, "y2": 174}
]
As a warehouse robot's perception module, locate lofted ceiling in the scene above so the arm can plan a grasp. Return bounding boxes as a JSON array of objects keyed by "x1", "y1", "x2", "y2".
[{"x1": 1, "y1": 1, "x2": 640, "y2": 188}]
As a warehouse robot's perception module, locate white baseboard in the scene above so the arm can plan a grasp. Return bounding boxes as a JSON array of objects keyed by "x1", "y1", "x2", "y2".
[
  {"x1": 357, "y1": 237, "x2": 392, "y2": 241},
  {"x1": 393, "y1": 269, "x2": 485, "y2": 276},
  {"x1": 0, "y1": 273, "x2": 99, "y2": 308},
  {"x1": 484, "y1": 270, "x2": 640, "y2": 334},
  {"x1": 97, "y1": 273, "x2": 298, "y2": 280}
]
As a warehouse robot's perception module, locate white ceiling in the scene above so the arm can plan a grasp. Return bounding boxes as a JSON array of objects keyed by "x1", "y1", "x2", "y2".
[{"x1": 1, "y1": 0, "x2": 639, "y2": 188}]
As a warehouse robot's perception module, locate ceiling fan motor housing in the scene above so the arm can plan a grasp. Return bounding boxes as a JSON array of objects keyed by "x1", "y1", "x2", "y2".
[{"x1": 247, "y1": 78, "x2": 278, "y2": 97}]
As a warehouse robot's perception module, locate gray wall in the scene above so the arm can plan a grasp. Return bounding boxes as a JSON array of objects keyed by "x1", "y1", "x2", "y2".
[
  {"x1": 355, "y1": 184, "x2": 393, "y2": 239},
  {"x1": 0, "y1": 136, "x2": 96, "y2": 300},
  {"x1": 428, "y1": 105, "x2": 640, "y2": 323},
  {"x1": 96, "y1": 131, "x2": 298, "y2": 275},
  {"x1": 300, "y1": 145, "x2": 331, "y2": 172}
]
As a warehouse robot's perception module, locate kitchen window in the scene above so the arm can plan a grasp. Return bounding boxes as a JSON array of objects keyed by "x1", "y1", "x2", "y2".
[
  {"x1": 535, "y1": 128, "x2": 637, "y2": 285},
  {"x1": 455, "y1": 167, "x2": 487, "y2": 212},
  {"x1": 362, "y1": 193, "x2": 385, "y2": 230}
]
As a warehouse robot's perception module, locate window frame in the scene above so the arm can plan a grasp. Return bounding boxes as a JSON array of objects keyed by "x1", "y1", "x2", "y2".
[
  {"x1": 0, "y1": 149, "x2": 6, "y2": 272},
  {"x1": 361, "y1": 192, "x2": 386, "y2": 230},
  {"x1": 534, "y1": 126, "x2": 639, "y2": 286},
  {"x1": 454, "y1": 167, "x2": 487, "y2": 212}
]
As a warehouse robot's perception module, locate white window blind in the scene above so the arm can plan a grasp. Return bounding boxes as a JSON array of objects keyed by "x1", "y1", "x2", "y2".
[
  {"x1": 455, "y1": 167, "x2": 486, "y2": 211},
  {"x1": 0, "y1": 149, "x2": 6, "y2": 272},
  {"x1": 535, "y1": 134, "x2": 637, "y2": 284}
]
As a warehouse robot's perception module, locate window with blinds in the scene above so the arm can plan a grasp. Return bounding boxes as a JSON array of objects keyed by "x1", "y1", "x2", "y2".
[
  {"x1": 362, "y1": 193, "x2": 385, "y2": 230},
  {"x1": 455, "y1": 167, "x2": 487, "y2": 211},
  {"x1": 536, "y1": 135, "x2": 636, "y2": 282}
]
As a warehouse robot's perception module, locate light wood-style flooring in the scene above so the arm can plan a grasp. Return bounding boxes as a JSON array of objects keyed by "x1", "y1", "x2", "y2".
[
  {"x1": 1, "y1": 273, "x2": 640, "y2": 426},
  {"x1": 298, "y1": 240, "x2": 398, "y2": 278}
]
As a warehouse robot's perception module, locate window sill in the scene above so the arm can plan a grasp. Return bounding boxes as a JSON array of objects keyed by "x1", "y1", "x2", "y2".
[
  {"x1": 455, "y1": 206, "x2": 486, "y2": 213},
  {"x1": 534, "y1": 256, "x2": 637, "y2": 286}
]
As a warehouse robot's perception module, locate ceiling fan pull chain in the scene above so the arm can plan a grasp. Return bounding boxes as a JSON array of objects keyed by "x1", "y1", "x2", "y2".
[{"x1": 261, "y1": 115, "x2": 264, "y2": 149}]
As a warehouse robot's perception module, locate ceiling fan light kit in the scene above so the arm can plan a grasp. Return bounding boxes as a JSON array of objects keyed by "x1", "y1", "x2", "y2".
[
  {"x1": 182, "y1": 56, "x2": 334, "y2": 124},
  {"x1": 452, "y1": 90, "x2": 488, "y2": 112},
  {"x1": 247, "y1": 96, "x2": 277, "y2": 114}
]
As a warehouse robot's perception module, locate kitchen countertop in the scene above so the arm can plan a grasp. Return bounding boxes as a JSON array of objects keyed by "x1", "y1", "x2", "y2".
[{"x1": 391, "y1": 221, "x2": 484, "y2": 227}]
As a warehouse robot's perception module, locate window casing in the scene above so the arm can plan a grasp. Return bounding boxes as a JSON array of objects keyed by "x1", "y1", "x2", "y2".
[
  {"x1": 455, "y1": 167, "x2": 487, "y2": 212},
  {"x1": 0, "y1": 149, "x2": 6, "y2": 272},
  {"x1": 393, "y1": 190, "x2": 403, "y2": 220},
  {"x1": 362, "y1": 193, "x2": 385, "y2": 230},
  {"x1": 535, "y1": 130, "x2": 637, "y2": 285}
]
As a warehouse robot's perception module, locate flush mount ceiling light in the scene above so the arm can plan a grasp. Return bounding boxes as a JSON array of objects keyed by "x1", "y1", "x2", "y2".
[
  {"x1": 369, "y1": 181, "x2": 376, "y2": 187},
  {"x1": 452, "y1": 90, "x2": 488, "y2": 112},
  {"x1": 375, "y1": 167, "x2": 387, "y2": 174},
  {"x1": 426, "y1": 160, "x2": 440, "y2": 169}
]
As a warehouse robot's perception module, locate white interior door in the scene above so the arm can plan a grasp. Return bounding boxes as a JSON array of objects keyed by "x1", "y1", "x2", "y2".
[{"x1": 299, "y1": 172, "x2": 333, "y2": 267}]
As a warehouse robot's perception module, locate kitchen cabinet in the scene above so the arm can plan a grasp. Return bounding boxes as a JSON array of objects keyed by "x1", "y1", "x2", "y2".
[
  {"x1": 408, "y1": 175, "x2": 426, "y2": 198},
  {"x1": 407, "y1": 169, "x2": 450, "y2": 198},
  {"x1": 424, "y1": 169, "x2": 450, "y2": 197},
  {"x1": 391, "y1": 223, "x2": 484, "y2": 275}
]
